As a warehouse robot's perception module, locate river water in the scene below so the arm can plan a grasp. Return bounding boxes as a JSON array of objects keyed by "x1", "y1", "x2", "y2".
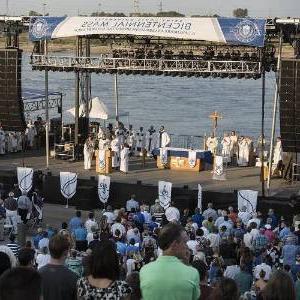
[{"x1": 22, "y1": 54, "x2": 278, "y2": 139}]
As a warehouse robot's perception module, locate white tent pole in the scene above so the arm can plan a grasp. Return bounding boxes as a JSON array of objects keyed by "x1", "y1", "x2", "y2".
[{"x1": 267, "y1": 31, "x2": 283, "y2": 191}]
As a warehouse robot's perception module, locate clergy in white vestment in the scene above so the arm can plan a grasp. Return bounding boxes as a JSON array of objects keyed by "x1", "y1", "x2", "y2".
[
  {"x1": 97, "y1": 126, "x2": 105, "y2": 139},
  {"x1": 146, "y1": 125, "x2": 157, "y2": 156},
  {"x1": 111, "y1": 134, "x2": 121, "y2": 168},
  {"x1": 16, "y1": 132, "x2": 23, "y2": 152},
  {"x1": 136, "y1": 127, "x2": 146, "y2": 155},
  {"x1": 0, "y1": 126, "x2": 5, "y2": 155},
  {"x1": 98, "y1": 134, "x2": 111, "y2": 150},
  {"x1": 229, "y1": 131, "x2": 238, "y2": 161},
  {"x1": 206, "y1": 134, "x2": 218, "y2": 155},
  {"x1": 115, "y1": 122, "x2": 126, "y2": 146},
  {"x1": 11, "y1": 132, "x2": 17, "y2": 152},
  {"x1": 237, "y1": 136, "x2": 250, "y2": 167},
  {"x1": 25, "y1": 120, "x2": 37, "y2": 148},
  {"x1": 221, "y1": 132, "x2": 231, "y2": 163},
  {"x1": 126, "y1": 125, "x2": 136, "y2": 155},
  {"x1": 256, "y1": 135, "x2": 267, "y2": 160},
  {"x1": 272, "y1": 137, "x2": 283, "y2": 175},
  {"x1": 159, "y1": 126, "x2": 171, "y2": 148},
  {"x1": 120, "y1": 144, "x2": 130, "y2": 173},
  {"x1": 83, "y1": 136, "x2": 95, "y2": 170}
]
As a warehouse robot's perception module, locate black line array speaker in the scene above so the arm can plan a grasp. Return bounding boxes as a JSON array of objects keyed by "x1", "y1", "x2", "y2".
[
  {"x1": 0, "y1": 48, "x2": 26, "y2": 132},
  {"x1": 279, "y1": 59, "x2": 300, "y2": 152}
]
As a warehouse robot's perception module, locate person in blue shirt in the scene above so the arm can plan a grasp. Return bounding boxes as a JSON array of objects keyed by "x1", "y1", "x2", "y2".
[
  {"x1": 192, "y1": 208, "x2": 204, "y2": 228},
  {"x1": 148, "y1": 216, "x2": 159, "y2": 232},
  {"x1": 267, "y1": 208, "x2": 278, "y2": 229},
  {"x1": 279, "y1": 221, "x2": 292, "y2": 241},
  {"x1": 74, "y1": 223, "x2": 87, "y2": 252},
  {"x1": 69, "y1": 211, "x2": 82, "y2": 234},
  {"x1": 32, "y1": 227, "x2": 44, "y2": 249},
  {"x1": 134, "y1": 208, "x2": 145, "y2": 231},
  {"x1": 126, "y1": 238, "x2": 140, "y2": 255}
]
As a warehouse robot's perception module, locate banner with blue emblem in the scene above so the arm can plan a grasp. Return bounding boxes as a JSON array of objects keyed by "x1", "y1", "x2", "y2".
[
  {"x1": 29, "y1": 16, "x2": 266, "y2": 47},
  {"x1": 158, "y1": 180, "x2": 172, "y2": 209},
  {"x1": 60, "y1": 172, "x2": 77, "y2": 208},
  {"x1": 98, "y1": 175, "x2": 110, "y2": 204},
  {"x1": 17, "y1": 167, "x2": 33, "y2": 194}
]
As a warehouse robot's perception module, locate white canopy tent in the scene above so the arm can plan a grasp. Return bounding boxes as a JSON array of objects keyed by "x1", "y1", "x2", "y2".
[{"x1": 66, "y1": 96, "x2": 129, "y2": 123}]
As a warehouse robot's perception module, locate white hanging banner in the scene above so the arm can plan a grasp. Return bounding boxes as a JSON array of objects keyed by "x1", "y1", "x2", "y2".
[
  {"x1": 158, "y1": 180, "x2": 172, "y2": 209},
  {"x1": 238, "y1": 190, "x2": 258, "y2": 213},
  {"x1": 212, "y1": 155, "x2": 226, "y2": 180},
  {"x1": 98, "y1": 175, "x2": 110, "y2": 204},
  {"x1": 188, "y1": 150, "x2": 197, "y2": 168},
  {"x1": 17, "y1": 167, "x2": 33, "y2": 194},
  {"x1": 60, "y1": 172, "x2": 77, "y2": 208},
  {"x1": 98, "y1": 149, "x2": 106, "y2": 169},
  {"x1": 198, "y1": 184, "x2": 203, "y2": 212},
  {"x1": 160, "y1": 148, "x2": 168, "y2": 165}
]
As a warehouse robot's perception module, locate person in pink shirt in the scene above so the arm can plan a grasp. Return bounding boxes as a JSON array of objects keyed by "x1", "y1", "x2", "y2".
[{"x1": 264, "y1": 224, "x2": 275, "y2": 242}]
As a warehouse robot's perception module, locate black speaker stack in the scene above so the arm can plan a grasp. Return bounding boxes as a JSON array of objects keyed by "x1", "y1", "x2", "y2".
[
  {"x1": 0, "y1": 48, "x2": 26, "y2": 132},
  {"x1": 279, "y1": 59, "x2": 300, "y2": 153}
]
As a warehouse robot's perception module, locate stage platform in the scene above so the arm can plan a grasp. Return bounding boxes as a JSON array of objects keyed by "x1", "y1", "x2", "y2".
[{"x1": 0, "y1": 149, "x2": 299, "y2": 199}]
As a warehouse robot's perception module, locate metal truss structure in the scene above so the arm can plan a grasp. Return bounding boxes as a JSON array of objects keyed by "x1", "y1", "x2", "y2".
[{"x1": 30, "y1": 54, "x2": 261, "y2": 75}]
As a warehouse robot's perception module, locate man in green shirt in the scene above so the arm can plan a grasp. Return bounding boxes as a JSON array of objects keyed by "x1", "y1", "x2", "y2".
[{"x1": 140, "y1": 223, "x2": 200, "y2": 300}]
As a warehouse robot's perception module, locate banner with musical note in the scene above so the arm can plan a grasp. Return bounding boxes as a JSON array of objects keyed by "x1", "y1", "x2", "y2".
[
  {"x1": 98, "y1": 175, "x2": 110, "y2": 204},
  {"x1": 158, "y1": 180, "x2": 172, "y2": 209},
  {"x1": 238, "y1": 190, "x2": 258, "y2": 213},
  {"x1": 60, "y1": 172, "x2": 77, "y2": 201},
  {"x1": 17, "y1": 167, "x2": 33, "y2": 194}
]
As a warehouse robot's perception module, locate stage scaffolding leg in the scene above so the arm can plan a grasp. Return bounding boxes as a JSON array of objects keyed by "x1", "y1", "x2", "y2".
[
  {"x1": 261, "y1": 69, "x2": 266, "y2": 197},
  {"x1": 74, "y1": 37, "x2": 80, "y2": 150},
  {"x1": 44, "y1": 40, "x2": 49, "y2": 169},
  {"x1": 114, "y1": 73, "x2": 119, "y2": 122},
  {"x1": 267, "y1": 32, "x2": 283, "y2": 191}
]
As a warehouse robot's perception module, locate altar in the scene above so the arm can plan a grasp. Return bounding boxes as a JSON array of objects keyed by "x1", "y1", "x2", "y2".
[{"x1": 152, "y1": 147, "x2": 213, "y2": 172}]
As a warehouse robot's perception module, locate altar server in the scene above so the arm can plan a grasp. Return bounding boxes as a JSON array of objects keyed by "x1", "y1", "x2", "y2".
[
  {"x1": 159, "y1": 126, "x2": 171, "y2": 148},
  {"x1": 237, "y1": 136, "x2": 250, "y2": 167},
  {"x1": 83, "y1": 135, "x2": 95, "y2": 170},
  {"x1": 98, "y1": 134, "x2": 111, "y2": 150},
  {"x1": 206, "y1": 133, "x2": 218, "y2": 155},
  {"x1": 136, "y1": 127, "x2": 146, "y2": 155},
  {"x1": 230, "y1": 130, "x2": 238, "y2": 160},
  {"x1": 0, "y1": 125, "x2": 5, "y2": 155},
  {"x1": 221, "y1": 132, "x2": 231, "y2": 163},
  {"x1": 120, "y1": 144, "x2": 130, "y2": 173},
  {"x1": 25, "y1": 120, "x2": 37, "y2": 149},
  {"x1": 111, "y1": 134, "x2": 121, "y2": 169},
  {"x1": 146, "y1": 125, "x2": 157, "y2": 156},
  {"x1": 272, "y1": 137, "x2": 283, "y2": 175}
]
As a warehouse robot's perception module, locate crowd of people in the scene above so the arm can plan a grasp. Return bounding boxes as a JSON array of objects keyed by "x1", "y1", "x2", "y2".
[
  {"x1": 0, "y1": 118, "x2": 45, "y2": 156},
  {"x1": 0, "y1": 186, "x2": 300, "y2": 299}
]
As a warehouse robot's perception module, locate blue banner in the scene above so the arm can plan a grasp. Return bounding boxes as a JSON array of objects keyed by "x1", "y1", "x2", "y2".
[
  {"x1": 29, "y1": 17, "x2": 66, "y2": 41},
  {"x1": 218, "y1": 17, "x2": 266, "y2": 47}
]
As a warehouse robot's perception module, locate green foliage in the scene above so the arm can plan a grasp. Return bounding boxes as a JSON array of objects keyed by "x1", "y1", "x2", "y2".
[{"x1": 233, "y1": 8, "x2": 248, "y2": 18}]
